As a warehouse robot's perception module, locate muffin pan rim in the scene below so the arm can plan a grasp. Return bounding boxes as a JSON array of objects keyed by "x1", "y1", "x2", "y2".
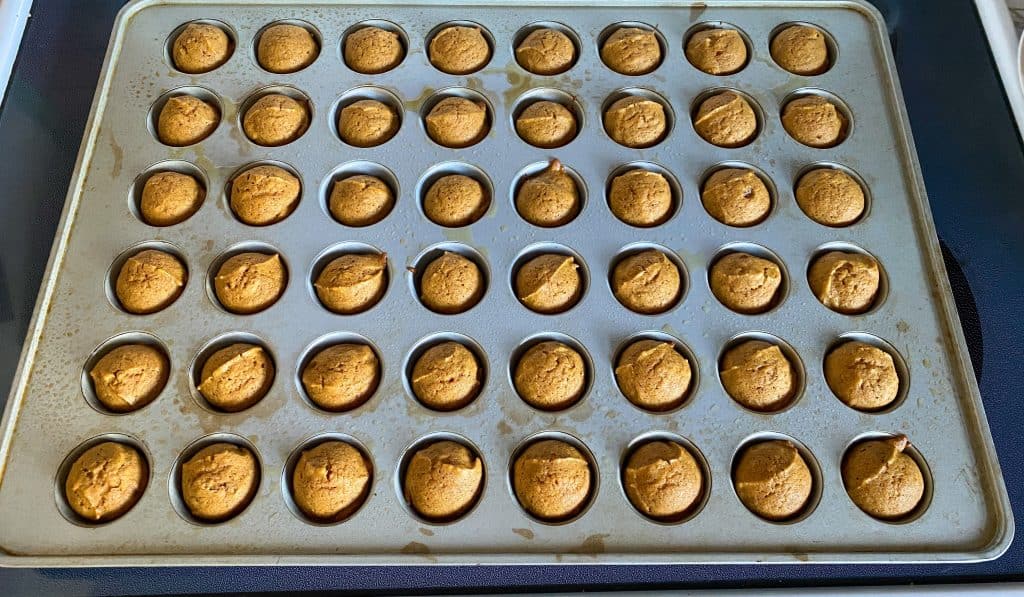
[{"x1": 0, "y1": 0, "x2": 1011, "y2": 566}]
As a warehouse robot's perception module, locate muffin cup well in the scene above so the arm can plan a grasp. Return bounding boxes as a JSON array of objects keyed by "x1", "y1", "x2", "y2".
[
  {"x1": 401, "y1": 332, "x2": 489, "y2": 413},
  {"x1": 163, "y1": 19, "x2": 237, "y2": 74},
  {"x1": 618, "y1": 431, "x2": 711, "y2": 524},
  {"x1": 408, "y1": 242, "x2": 490, "y2": 315},
  {"x1": 169, "y1": 433, "x2": 262, "y2": 526},
  {"x1": 128, "y1": 160, "x2": 208, "y2": 227},
  {"x1": 507, "y1": 331, "x2": 594, "y2": 413},
  {"x1": 507, "y1": 430, "x2": 599, "y2": 525},
  {"x1": 511, "y1": 21, "x2": 582, "y2": 75},
  {"x1": 509, "y1": 242, "x2": 589, "y2": 315},
  {"x1": 281, "y1": 433, "x2": 375, "y2": 525},
  {"x1": 55, "y1": 433, "x2": 152, "y2": 527},
  {"x1": 394, "y1": 432, "x2": 486, "y2": 525},
  {"x1": 147, "y1": 86, "x2": 223, "y2": 147},
  {"x1": 823, "y1": 332, "x2": 910, "y2": 414},
  {"x1": 716, "y1": 331, "x2": 806, "y2": 414},
  {"x1": 81, "y1": 331, "x2": 170, "y2": 416},
  {"x1": 730, "y1": 432, "x2": 823, "y2": 524},
  {"x1": 187, "y1": 331, "x2": 276, "y2": 414},
  {"x1": 612, "y1": 330, "x2": 701, "y2": 414},
  {"x1": 294, "y1": 332, "x2": 382, "y2": 414},
  {"x1": 841, "y1": 432, "x2": 933, "y2": 524}
]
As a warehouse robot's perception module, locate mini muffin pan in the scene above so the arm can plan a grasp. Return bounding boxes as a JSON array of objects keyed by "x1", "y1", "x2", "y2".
[{"x1": 0, "y1": 0, "x2": 1012, "y2": 566}]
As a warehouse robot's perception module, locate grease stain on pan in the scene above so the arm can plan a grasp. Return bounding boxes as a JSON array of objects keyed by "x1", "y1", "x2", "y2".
[
  {"x1": 569, "y1": 533, "x2": 609, "y2": 555},
  {"x1": 400, "y1": 541, "x2": 436, "y2": 561}
]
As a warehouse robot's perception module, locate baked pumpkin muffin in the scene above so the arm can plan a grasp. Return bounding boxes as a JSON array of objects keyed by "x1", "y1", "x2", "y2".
[
  {"x1": 301, "y1": 343, "x2": 380, "y2": 412},
  {"x1": 600, "y1": 27, "x2": 661, "y2": 75},
  {"x1": 513, "y1": 439, "x2": 592, "y2": 522},
  {"x1": 229, "y1": 164, "x2": 301, "y2": 226},
  {"x1": 65, "y1": 441, "x2": 147, "y2": 522},
  {"x1": 257, "y1": 23, "x2": 318, "y2": 73},
  {"x1": 114, "y1": 248, "x2": 187, "y2": 314},
  {"x1": 180, "y1": 442, "x2": 258, "y2": 522},
  {"x1": 418, "y1": 251, "x2": 484, "y2": 314},
  {"x1": 615, "y1": 339, "x2": 692, "y2": 411},
  {"x1": 292, "y1": 440, "x2": 372, "y2": 522},
  {"x1": 423, "y1": 174, "x2": 489, "y2": 227},
  {"x1": 624, "y1": 440, "x2": 704, "y2": 520},
  {"x1": 795, "y1": 167, "x2": 866, "y2": 226},
  {"x1": 515, "y1": 28, "x2": 576, "y2": 75},
  {"x1": 157, "y1": 95, "x2": 219, "y2": 146},
  {"x1": 843, "y1": 435, "x2": 925, "y2": 520},
  {"x1": 771, "y1": 24, "x2": 830, "y2": 75},
  {"x1": 242, "y1": 94, "x2": 309, "y2": 147},
  {"x1": 608, "y1": 168, "x2": 674, "y2": 227},
  {"x1": 197, "y1": 343, "x2": 274, "y2": 412},
  {"x1": 515, "y1": 100, "x2": 577, "y2": 148},
  {"x1": 404, "y1": 440, "x2": 484, "y2": 521},
  {"x1": 603, "y1": 95, "x2": 667, "y2": 148},
  {"x1": 171, "y1": 22, "x2": 232, "y2": 74},
  {"x1": 611, "y1": 249, "x2": 681, "y2": 314},
  {"x1": 428, "y1": 25, "x2": 490, "y2": 74},
  {"x1": 825, "y1": 340, "x2": 900, "y2": 411},
  {"x1": 693, "y1": 91, "x2": 757, "y2": 147},
  {"x1": 328, "y1": 174, "x2": 395, "y2": 227},
  {"x1": 734, "y1": 440, "x2": 813, "y2": 521},
  {"x1": 685, "y1": 28, "x2": 747, "y2": 75},
  {"x1": 89, "y1": 343, "x2": 169, "y2": 412},
  {"x1": 515, "y1": 159, "x2": 580, "y2": 227},
  {"x1": 213, "y1": 252, "x2": 286, "y2": 314},
  {"x1": 515, "y1": 253, "x2": 582, "y2": 314},
  {"x1": 140, "y1": 171, "x2": 205, "y2": 226},
  {"x1": 513, "y1": 340, "x2": 587, "y2": 411},
  {"x1": 344, "y1": 25, "x2": 404, "y2": 74},
  {"x1": 314, "y1": 252, "x2": 388, "y2": 314},
  {"x1": 337, "y1": 99, "x2": 399, "y2": 147},
  {"x1": 719, "y1": 340, "x2": 796, "y2": 412},
  {"x1": 709, "y1": 252, "x2": 783, "y2": 314},
  {"x1": 807, "y1": 250, "x2": 880, "y2": 314},
  {"x1": 410, "y1": 341, "x2": 482, "y2": 411},
  {"x1": 781, "y1": 95, "x2": 847, "y2": 148},
  {"x1": 425, "y1": 96, "x2": 489, "y2": 148},
  {"x1": 701, "y1": 167, "x2": 771, "y2": 227}
]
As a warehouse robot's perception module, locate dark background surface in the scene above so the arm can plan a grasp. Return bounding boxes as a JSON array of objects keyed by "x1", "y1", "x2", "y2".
[{"x1": 0, "y1": 1, "x2": 1021, "y2": 594}]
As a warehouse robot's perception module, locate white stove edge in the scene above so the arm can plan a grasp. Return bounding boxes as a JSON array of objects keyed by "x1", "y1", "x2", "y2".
[
  {"x1": 976, "y1": 0, "x2": 1024, "y2": 140},
  {"x1": 0, "y1": 0, "x2": 31, "y2": 108}
]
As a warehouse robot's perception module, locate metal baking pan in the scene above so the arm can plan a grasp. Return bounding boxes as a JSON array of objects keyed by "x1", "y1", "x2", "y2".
[{"x1": 0, "y1": 0, "x2": 1012, "y2": 566}]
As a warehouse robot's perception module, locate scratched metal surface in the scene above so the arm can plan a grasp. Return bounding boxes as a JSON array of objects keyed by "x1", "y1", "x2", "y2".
[{"x1": 0, "y1": 0, "x2": 1011, "y2": 566}]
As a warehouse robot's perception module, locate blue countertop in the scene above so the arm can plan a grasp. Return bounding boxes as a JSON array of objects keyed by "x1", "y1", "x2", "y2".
[{"x1": 0, "y1": 1, "x2": 1021, "y2": 593}]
